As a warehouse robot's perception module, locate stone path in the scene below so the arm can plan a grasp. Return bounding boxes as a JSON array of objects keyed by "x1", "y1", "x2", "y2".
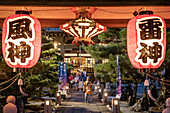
[
  {"x1": 55, "y1": 91, "x2": 111, "y2": 113},
  {"x1": 119, "y1": 101, "x2": 143, "y2": 113}
]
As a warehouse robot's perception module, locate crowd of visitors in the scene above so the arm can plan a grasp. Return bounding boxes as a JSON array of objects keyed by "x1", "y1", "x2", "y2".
[{"x1": 68, "y1": 69, "x2": 92, "y2": 103}]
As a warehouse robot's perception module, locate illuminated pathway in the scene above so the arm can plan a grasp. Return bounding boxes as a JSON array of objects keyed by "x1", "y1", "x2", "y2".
[{"x1": 55, "y1": 91, "x2": 111, "y2": 113}]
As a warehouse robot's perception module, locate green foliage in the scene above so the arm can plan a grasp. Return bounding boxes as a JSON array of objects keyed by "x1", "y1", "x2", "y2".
[
  {"x1": 23, "y1": 35, "x2": 62, "y2": 98},
  {"x1": 98, "y1": 28, "x2": 121, "y2": 42},
  {"x1": 83, "y1": 28, "x2": 144, "y2": 84},
  {"x1": 84, "y1": 28, "x2": 170, "y2": 100},
  {"x1": 23, "y1": 33, "x2": 73, "y2": 98},
  {"x1": 67, "y1": 63, "x2": 74, "y2": 76},
  {"x1": 41, "y1": 43, "x2": 54, "y2": 51},
  {"x1": 0, "y1": 30, "x2": 72, "y2": 98}
]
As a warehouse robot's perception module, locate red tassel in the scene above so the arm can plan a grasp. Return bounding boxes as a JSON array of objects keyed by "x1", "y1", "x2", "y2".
[
  {"x1": 19, "y1": 86, "x2": 28, "y2": 96},
  {"x1": 148, "y1": 90, "x2": 156, "y2": 101}
]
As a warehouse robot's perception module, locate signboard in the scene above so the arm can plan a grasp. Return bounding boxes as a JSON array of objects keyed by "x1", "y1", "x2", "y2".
[
  {"x1": 127, "y1": 12, "x2": 166, "y2": 69},
  {"x1": 2, "y1": 14, "x2": 41, "y2": 68},
  {"x1": 45, "y1": 28, "x2": 63, "y2": 32}
]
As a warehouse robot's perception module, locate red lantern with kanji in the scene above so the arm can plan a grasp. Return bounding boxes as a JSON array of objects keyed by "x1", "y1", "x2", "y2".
[
  {"x1": 127, "y1": 11, "x2": 166, "y2": 69},
  {"x1": 2, "y1": 11, "x2": 41, "y2": 68}
]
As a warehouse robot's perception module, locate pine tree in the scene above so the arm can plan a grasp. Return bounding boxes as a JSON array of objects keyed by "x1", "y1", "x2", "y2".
[
  {"x1": 84, "y1": 28, "x2": 170, "y2": 106},
  {"x1": 83, "y1": 28, "x2": 144, "y2": 104},
  {"x1": 23, "y1": 35, "x2": 63, "y2": 97},
  {"x1": 0, "y1": 30, "x2": 20, "y2": 98}
]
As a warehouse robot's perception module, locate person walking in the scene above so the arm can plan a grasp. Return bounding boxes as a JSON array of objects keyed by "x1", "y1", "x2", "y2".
[
  {"x1": 83, "y1": 69, "x2": 87, "y2": 78},
  {"x1": 74, "y1": 73, "x2": 79, "y2": 91},
  {"x1": 83, "y1": 77, "x2": 92, "y2": 103},
  {"x1": 69, "y1": 74, "x2": 74, "y2": 89},
  {"x1": 79, "y1": 72, "x2": 84, "y2": 91}
]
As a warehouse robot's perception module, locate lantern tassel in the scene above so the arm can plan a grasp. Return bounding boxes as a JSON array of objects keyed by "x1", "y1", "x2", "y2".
[
  {"x1": 25, "y1": 68, "x2": 27, "y2": 72},
  {"x1": 19, "y1": 85, "x2": 28, "y2": 96},
  {"x1": 148, "y1": 89, "x2": 156, "y2": 101},
  {"x1": 18, "y1": 78, "x2": 28, "y2": 96},
  {"x1": 13, "y1": 68, "x2": 17, "y2": 72}
]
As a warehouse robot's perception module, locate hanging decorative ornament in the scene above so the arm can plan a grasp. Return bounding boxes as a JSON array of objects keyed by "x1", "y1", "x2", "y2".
[
  {"x1": 18, "y1": 78, "x2": 28, "y2": 96},
  {"x1": 127, "y1": 11, "x2": 166, "y2": 69},
  {"x1": 2, "y1": 10, "x2": 41, "y2": 71},
  {"x1": 60, "y1": 7, "x2": 107, "y2": 46},
  {"x1": 144, "y1": 76, "x2": 149, "y2": 86},
  {"x1": 148, "y1": 89, "x2": 156, "y2": 101}
]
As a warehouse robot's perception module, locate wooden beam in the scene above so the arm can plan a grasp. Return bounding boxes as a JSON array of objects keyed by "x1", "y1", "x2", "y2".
[
  {"x1": 39, "y1": 19, "x2": 130, "y2": 28},
  {"x1": 0, "y1": 0, "x2": 170, "y2": 6},
  {"x1": 0, "y1": 19, "x2": 130, "y2": 28},
  {"x1": 39, "y1": 19, "x2": 71, "y2": 28},
  {"x1": 1, "y1": 18, "x2": 170, "y2": 28}
]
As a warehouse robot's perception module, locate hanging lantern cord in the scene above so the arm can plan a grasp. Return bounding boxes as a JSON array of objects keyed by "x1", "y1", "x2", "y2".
[
  {"x1": 0, "y1": 73, "x2": 21, "y2": 92},
  {"x1": 0, "y1": 73, "x2": 19, "y2": 85}
]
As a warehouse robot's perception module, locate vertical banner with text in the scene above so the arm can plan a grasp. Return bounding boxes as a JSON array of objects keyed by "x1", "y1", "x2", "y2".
[
  {"x1": 58, "y1": 62, "x2": 67, "y2": 90},
  {"x1": 116, "y1": 56, "x2": 122, "y2": 98}
]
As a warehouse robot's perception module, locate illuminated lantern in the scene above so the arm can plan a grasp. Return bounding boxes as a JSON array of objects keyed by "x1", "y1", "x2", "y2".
[
  {"x1": 2, "y1": 11, "x2": 41, "y2": 69},
  {"x1": 127, "y1": 11, "x2": 166, "y2": 69},
  {"x1": 60, "y1": 7, "x2": 106, "y2": 46}
]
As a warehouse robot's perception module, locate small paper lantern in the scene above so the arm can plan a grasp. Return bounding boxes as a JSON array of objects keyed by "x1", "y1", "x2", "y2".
[
  {"x1": 127, "y1": 11, "x2": 166, "y2": 69},
  {"x1": 2, "y1": 11, "x2": 41, "y2": 68}
]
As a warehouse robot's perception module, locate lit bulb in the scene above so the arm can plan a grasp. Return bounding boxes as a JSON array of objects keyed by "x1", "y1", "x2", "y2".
[
  {"x1": 57, "y1": 93, "x2": 60, "y2": 97},
  {"x1": 78, "y1": 23, "x2": 90, "y2": 26},
  {"x1": 99, "y1": 89, "x2": 101, "y2": 92},
  {"x1": 114, "y1": 100, "x2": 118, "y2": 105},
  {"x1": 104, "y1": 93, "x2": 108, "y2": 97},
  {"x1": 46, "y1": 100, "x2": 50, "y2": 105},
  {"x1": 66, "y1": 86, "x2": 69, "y2": 89},
  {"x1": 63, "y1": 24, "x2": 69, "y2": 27}
]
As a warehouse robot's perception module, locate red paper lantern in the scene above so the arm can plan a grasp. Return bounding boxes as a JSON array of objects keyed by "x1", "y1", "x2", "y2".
[
  {"x1": 2, "y1": 12, "x2": 41, "y2": 68},
  {"x1": 127, "y1": 11, "x2": 166, "y2": 69}
]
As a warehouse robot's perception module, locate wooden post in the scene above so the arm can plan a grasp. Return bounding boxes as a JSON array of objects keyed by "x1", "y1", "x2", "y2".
[
  {"x1": 56, "y1": 92, "x2": 61, "y2": 105},
  {"x1": 44, "y1": 99, "x2": 52, "y2": 113},
  {"x1": 112, "y1": 98, "x2": 120, "y2": 113},
  {"x1": 101, "y1": 84, "x2": 104, "y2": 96},
  {"x1": 94, "y1": 85, "x2": 98, "y2": 94},
  {"x1": 103, "y1": 92, "x2": 108, "y2": 105},
  {"x1": 98, "y1": 88, "x2": 102, "y2": 99}
]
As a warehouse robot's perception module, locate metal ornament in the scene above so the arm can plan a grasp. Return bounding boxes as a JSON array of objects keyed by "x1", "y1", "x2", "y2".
[{"x1": 60, "y1": 7, "x2": 106, "y2": 46}]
